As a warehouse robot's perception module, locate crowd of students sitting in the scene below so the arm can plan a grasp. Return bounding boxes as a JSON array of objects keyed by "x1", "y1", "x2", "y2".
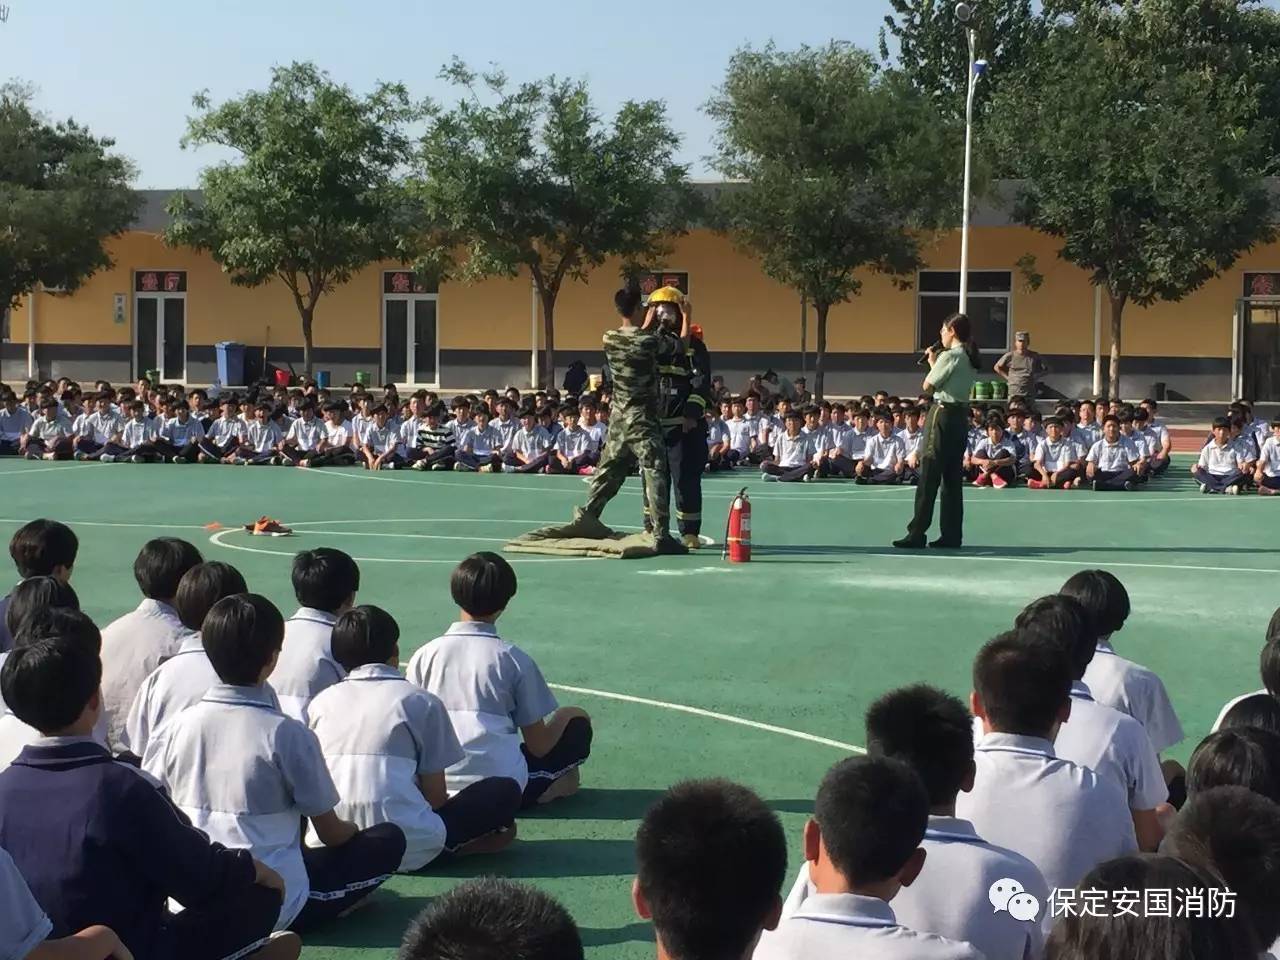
[{"x1": 3, "y1": 513, "x2": 1280, "y2": 959}]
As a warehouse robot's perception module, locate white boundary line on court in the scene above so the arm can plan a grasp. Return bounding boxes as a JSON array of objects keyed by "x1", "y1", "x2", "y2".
[
  {"x1": 0, "y1": 463, "x2": 91, "y2": 479},
  {"x1": 548, "y1": 682, "x2": 865, "y2": 753},
  {"x1": 856, "y1": 549, "x2": 1280, "y2": 576}
]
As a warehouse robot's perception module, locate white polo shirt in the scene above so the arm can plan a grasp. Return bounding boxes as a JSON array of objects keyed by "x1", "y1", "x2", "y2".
[
  {"x1": 0, "y1": 844, "x2": 51, "y2": 959},
  {"x1": 1033, "y1": 438, "x2": 1078, "y2": 473},
  {"x1": 406, "y1": 621, "x2": 558, "y2": 792},
  {"x1": 120, "y1": 418, "x2": 159, "y2": 447},
  {"x1": 1198, "y1": 440, "x2": 1243, "y2": 475},
  {"x1": 864, "y1": 434, "x2": 905, "y2": 470},
  {"x1": 161, "y1": 416, "x2": 205, "y2": 446},
  {"x1": 756, "y1": 891, "x2": 982, "y2": 960},
  {"x1": 100, "y1": 598, "x2": 192, "y2": 748},
  {"x1": 955, "y1": 732, "x2": 1137, "y2": 927},
  {"x1": 306, "y1": 663, "x2": 465, "y2": 872},
  {"x1": 206, "y1": 416, "x2": 245, "y2": 447},
  {"x1": 0, "y1": 407, "x2": 33, "y2": 442},
  {"x1": 1083, "y1": 640, "x2": 1183, "y2": 753},
  {"x1": 511, "y1": 426, "x2": 551, "y2": 459},
  {"x1": 772, "y1": 432, "x2": 813, "y2": 468},
  {"x1": 1087, "y1": 438, "x2": 1137, "y2": 471},
  {"x1": 79, "y1": 410, "x2": 122, "y2": 443},
  {"x1": 1259, "y1": 437, "x2": 1280, "y2": 478},
  {"x1": 896, "y1": 428, "x2": 923, "y2": 460},
  {"x1": 285, "y1": 417, "x2": 324, "y2": 451},
  {"x1": 1053, "y1": 682, "x2": 1167, "y2": 810},
  {"x1": 554, "y1": 426, "x2": 592, "y2": 460},
  {"x1": 143, "y1": 683, "x2": 341, "y2": 930},
  {"x1": 270, "y1": 608, "x2": 346, "y2": 724},
  {"x1": 727, "y1": 418, "x2": 755, "y2": 455}
]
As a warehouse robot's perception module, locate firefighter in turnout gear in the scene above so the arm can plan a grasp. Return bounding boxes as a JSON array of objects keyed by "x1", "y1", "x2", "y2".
[{"x1": 643, "y1": 286, "x2": 712, "y2": 550}]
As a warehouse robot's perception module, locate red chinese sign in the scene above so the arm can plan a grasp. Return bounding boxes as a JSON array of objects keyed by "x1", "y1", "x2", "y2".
[
  {"x1": 637, "y1": 271, "x2": 690, "y2": 304},
  {"x1": 1248, "y1": 273, "x2": 1280, "y2": 297},
  {"x1": 139, "y1": 272, "x2": 159, "y2": 292},
  {"x1": 135, "y1": 271, "x2": 187, "y2": 293}
]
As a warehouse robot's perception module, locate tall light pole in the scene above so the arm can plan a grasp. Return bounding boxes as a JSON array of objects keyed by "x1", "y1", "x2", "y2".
[{"x1": 956, "y1": 2, "x2": 987, "y2": 315}]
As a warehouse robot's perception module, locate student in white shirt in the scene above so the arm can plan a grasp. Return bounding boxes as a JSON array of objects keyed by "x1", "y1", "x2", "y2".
[
  {"x1": 547, "y1": 406, "x2": 596, "y2": 476},
  {"x1": 99, "y1": 538, "x2": 202, "y2": 748},
  {"x1": 578, "y1": 398, "x2": 607, "y2": 453},
  {"x1": 360, "y1": 405, "x2": 402, "y2": 470},
  {"x1": 0, "y1": 390, "x2": 33, "y2": 456},
  {"x1": 21, "y1": 400, "x2": 75, "y2": 461},
  {"x1": 1185, "y1": 726, "x2": 1280, "y2": 803},
  {"x1": 1137, "y1": 398, "x2": 1172, "y2": 475},
  {"x1": 760, "y1": 411, "x2": 814, "y2": 482},
  {"x1": 490, "y1": 397, "x2": 520, "y2": 452},
  {"x1": 1060, "y1": 570, "x2": 1183, "y2": 754},
  {"x1": 1192, "y1": 416, "x2": 1246, "y2": 494},
  {"x1": 98, "y1": 401, "x2": 162, "y2": 464},
  {"x1": 957, "y1": 632, "x2": 1137, "y2": 921},
  {"x1": 198, "y1": 396, "x2": 247, "y2": 463},
  {"x1": 758, "y1": 756, "x2": 982, "y2": 960},
  {"x1": 705, "y1": 409, "x2": 732, "y2": 471},
  {"x1": 310, "y1": 402, "x2": 359, "y2": 468},
  {"x1": 1013, "y1": 596, "x2": 1168, "y2": 852},
  {"x1": 308, "y1": 605, "x2": 520, "y2": 872},
  {"x1": 144, "y1": 594, "x2": 405, "y2": 932},
  {"x1": 155, "y1": 401, "x2": 206, "y2": 463},
  {"x1": 455, "y1": 407, "x2": 506, "y2": 473},
  {"x1": 279, "y1": 399, "x2": 324, "y2": 467},
  {"x1": 401, "y1": 878, "x2": 584, "y2": 960},
  {"x1": 1210, "y1": 612, "x2": 1280, "y2": 732},
  {"x1": 504, "y1": 406, "x2": 553, "y2": 474},
  {"x1": 971, "y1": 417, "x2": 1021, "y2": 488},
  {"x1": 726, "y1": 397, "x2": 760, "y2": 467},
  {"x1": 783, "y1": 686, "x2": 1046, "y2": 960},
  {"x1": 72, "y1": 392, "x2": 122, "y2": 461},
  {"x1": 1086, "y1": 415, "x2": 1139, "y2": 491},
  {"x1": 230, "y1": 403, "x2": 284, "y2": 466},
  {"x1": 823, "y1": 408, "x2": 869, "y2": 479},
  {"x1": 1029, "y1": 417, "x2": 1083, "y2": 489},
  {"x1": 856, "y1": 412, "x2": 906, "y2": 485},
  {"x1": 269, "y1": 548, "x2": 355, "y2": 724},
  {"x1": 121, "y1": 560, "x2": 252, "y2": 759},
  {"x1": 896, "y1": 406, "x2": 925, "y2": 485},
  {"x1": 407, "y1": 553, "x2": 592, "y2": 808},
  {"x1": 635, "y1": 780, "x2": 786, "y2": 960},
  {"x1": 1255, "y1": 418, "x2": 1280, "y2": 495}
]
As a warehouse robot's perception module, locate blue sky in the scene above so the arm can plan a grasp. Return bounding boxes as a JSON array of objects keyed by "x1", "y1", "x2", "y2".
[{"x1": 1, "y1": 0, "x2": 894, "y2": 187}]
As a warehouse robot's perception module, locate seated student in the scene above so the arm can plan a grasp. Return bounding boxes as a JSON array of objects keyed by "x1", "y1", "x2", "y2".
[
  {"x1": 197, "y1": 396, "x2": 245, "y2": 463},
  {"x1": 632, "y1": 780, "x2": 784, "y2": 960},
  {"x1": 454, "y1": 406, "x2": 505, "y2": 473},
  {"x1": 396, "y1": 394, "x2": 431, "y2": 468},
  {"x1": 270, "y1": 548, "x2": 356, "y2": 724},
  {"x1": 504, "y1": 404, "x2": 552, "y2": 474},
  {"x1": 0, "y1": 519, "x2": 77, "y2": 654},
  {"x1": 726, "y1": 397, "x2": 759, "y2": 467},
  {"x1": 0, "y1": 576, "x2": 80, "y2": 680},
  {"x1": 229, "y1": 403, "x2": 282, "y2": 466},
  {"x1": 492, "y1": 396, "x2": 520, "y2": 451},
  {"x1": 1254, "y1": 417, "x2": 1280, "y2": 495},
  {"x1": 855, "y1": 412, "x2": 905, "y2": 485},
  {"x1": 406, "y1": 402, "x2": 455, "y2": 472},
  {"x1": 99, "y1": 401, "x2": 162, "y2": 464},
  {"x1": 278, "y1": 399, "x2": 323, "y2": 467},
  {"x1": 782, "y1": 687, "x2": 1045, "y2": 960},
  {"x1": 1230, "y1": 413, "x2": 1260, "y2": 483},
  {"x1": 1185, "y1": 727, "x2": 1280, "y2": 804},
  {"x1": 1085, "y1": 415, "x2": 1139, "y2": 491},
  {"x1": 1029, "y1": 417, "x2": 1082, "y2": 489},
  {"x1": 536, "y1": 403, "x2": 560, "y2": 443},
  {"x1": 21, "y1": 400, "x2": 74, "y2": 461},
  {"x1": 1061, "y1": 570, "x2": 1183, "y2": 754},
  {"x1": 760, "y1": 410, "x2": 814, "y2": 483},
  {"x1": 121, "y1": 561, "x2": 253, "y2": 759},
  {"x1": 826, "y1": 407, "x2": 872, "y2": 479},
  {"x1": 1211, "y1": 611, "x2": 1280, "y2": 731},
  {"x1": 1116, "y1": 411, "x2": 1153, "y2": 484},
  {"x1": 1014, "y1": 595, "x2": 1167, "y2": 851},
  {"x1": 705, "y1": 408, "x2": 732, "y2": 471},
  {"x1": 0, "y1": 633, "x2": 299, "y2": 960},
  {"x1": 1161, "y1": 787, "x2": 1280, "y2": 958},
  {"x1": 73, "y1": 393, "x2": 122, "y2": 461},
  {"x1": 360, "y1": 404, "x2": 402, "y2": 470},
  {"x1": 99, "y1": 539, "x2": 202, "y2": 748},
  {"x1": 896, "y1": 406, "x2": 924, "y2": 484},
  {"x1": 143, "y1": 594, "x2": 405, "y2": 933},
  {"x1": 1128, "y1": 408, "x2": 1164, "y2": 477},
  {"x1": 407, "y1": 553, "x2": 591, "y2": 808},
  {"x1": 399, "y1": 877, "x2": 583, "y2": 960},
  {"x1": 446, "y1": 397, "x2": 474, "y2": 446},
  {"x1": 547, "y1": 405, "x2": 594, "y2": 476},
  {"x1": 308, "y1": 402, "x2": 357, "y2": 468},
  {"x1": 758, "y1": 757, "x2": 981, "y2": 960},
  {"x1": 956, "y1": 632, "x2": 1137, "y2": 916},
  {"x1": 1192, "y1": 416, "x2": 1245, "y2": 494},
  {"x1": 307, "y1": 605, "x2": 520, "y2": 872},
  {"x1": 578, "y1": 397, "x2": 606, "y2": 451},
  {"x1": 154, "y1": 399, "x2": 205, "y2": 463},
  {"x1": 1044, "y1": 854, "x2": 1251, "y2": 960},
  {"x1": 0, "y1": 389, "x2": 34, "y2": 455},
  {"x1": 969, "y1": 416, "x2": 1021, "y2": 488}
]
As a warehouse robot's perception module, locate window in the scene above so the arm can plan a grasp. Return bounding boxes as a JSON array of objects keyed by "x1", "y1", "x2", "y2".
[{"x1": 916, "y1": 270, "x2": 1011, "y2": 352}]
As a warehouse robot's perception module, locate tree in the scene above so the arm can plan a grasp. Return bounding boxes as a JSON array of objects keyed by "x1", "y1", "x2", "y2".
[
  {"x1": 707, "y1": 44, "x2": 960, "y2": 399},
  {"x1": 0, "y1": 83, "x2": 139, "y2": 312},
  {"x1": 987, "y1": 4, "x2": 1275, "y2": 398},
  {"x1": 413, "y1": 61, "x2": 695, "y2": 387},
  {"x1": 166, "y1": 62, "x2": 420, "y2": 375}
]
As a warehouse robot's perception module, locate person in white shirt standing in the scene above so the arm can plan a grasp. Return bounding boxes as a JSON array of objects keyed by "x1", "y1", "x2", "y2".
[
  {"x1": 100, "y1": 537, "x2": 203, "y2": 748},
  {"x1": 1192, "y1": 416, "x2": 1246, "y2": 494},
  {"x1": 270, "y1": 548, "x2": 357, "y2": 724},
  {"x1": 757, "y1": 755, "x2": 983, "y2": 960}
]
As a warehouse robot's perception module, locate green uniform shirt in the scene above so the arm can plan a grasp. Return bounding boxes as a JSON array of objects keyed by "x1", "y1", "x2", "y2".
[
  {"x1": 927, "y1": 345, "x2": 979, "y2": 404},
  {"x1": 603, "y1": 326, "x2": 679, "y2": 414}
]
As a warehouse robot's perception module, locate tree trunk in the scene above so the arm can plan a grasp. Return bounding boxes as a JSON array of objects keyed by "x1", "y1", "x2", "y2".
[
  {"x1": 300, "y1": 305, "x2": 314, "y2": 378},
  {"x1": 814, "y1": 301, "x2": 829, "y2": 401},
  {"x1": 540, "y1": 289, "x2": 557, "y2": 389},
  {"x1": 1108, "y1": 290, "x2": 1126, "y2": 400},
  {"x1": 800, "y1": 295, "x2": 808, "y2": 380}
]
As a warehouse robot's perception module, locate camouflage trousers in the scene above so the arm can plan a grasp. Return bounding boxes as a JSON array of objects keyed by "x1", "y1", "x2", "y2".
[{"x1": 582, "y1": 414, "x2": 672, "y2": 537}]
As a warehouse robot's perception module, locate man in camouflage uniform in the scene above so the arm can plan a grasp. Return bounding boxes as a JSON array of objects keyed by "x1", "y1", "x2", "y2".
[{"x1": 580, "y1": 284, "x2": 688, "y2": 548}]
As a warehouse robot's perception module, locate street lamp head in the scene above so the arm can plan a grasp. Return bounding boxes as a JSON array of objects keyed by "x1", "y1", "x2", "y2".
[
  {"x1": 973, "y1": 59, "x2": 989, "y2": 77},
  {"x1": 955, "y1": 2, "x2": 974, "y2": 24}
]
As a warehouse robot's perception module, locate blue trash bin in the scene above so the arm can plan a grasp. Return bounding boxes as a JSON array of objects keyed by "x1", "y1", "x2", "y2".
[
  {"x1": 315, "y1": 370, "x2": 331, "y2": 389},
  {"x1": 215, "y1": 341, "x2": 246, "y2": 386}
]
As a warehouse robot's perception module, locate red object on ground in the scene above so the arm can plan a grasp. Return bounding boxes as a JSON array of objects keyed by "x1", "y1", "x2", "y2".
[
  {"x1": 726, "y1": 489, "x2": 751, "y2": 563},
  {"x1": 273, "y1": 369, "x2": 291, "y2": 387}
]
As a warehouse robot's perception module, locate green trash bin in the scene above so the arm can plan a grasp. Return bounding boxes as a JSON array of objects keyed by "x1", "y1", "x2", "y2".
[
  {"x1": 354, "y1": 371, "x2": 370, "y2": 386},
  {"x1": 972, "y1": 381, "x2": 992, "y2": 401},
  {"x1": 145, "y1": 368, "x2": 161, "y2": 384},
  {"x1": 990, "y1": 380, "x2": 1008, "y2": 401}
]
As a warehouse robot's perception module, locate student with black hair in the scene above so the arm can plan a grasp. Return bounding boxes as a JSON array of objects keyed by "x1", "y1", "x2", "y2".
[
  {"x1": 308, "y1": 605, "x2": 520, "y2": 871},
  {"x1": 1014, "y1": 595, "x2": 1167, "y2": 851},
  {"x1": 1186, "y1": 727, "x2": 1280, "y2": 804},
  {"x1": 1084, "y1": 415, "x2": 1139, "y2": 491},
  {"x1": 1218, "y1": 692, "x2": 1280, "y2": 735},
  {"x1": 1044, "y1": 854, "x2": 1252, "y2": 960},
  {"x1": 1212, "y1": 610, "x2": 1280, "y2": 731},
  {"x1": 1193, "y1": 416, "x2": 1247, "y2": 494},
  {"x1": 121, "y1": 561, "x2": 258, "y2": 758},
  {"x1": 1161, "y1": 786, "x2": 1280, "y2": 956},
  {"x1": 0, "y1": 634, "x2": 299, "y2": 960},
  {"x1": 1060, "y1": 570, "x2": 1183, "y2": 753},
  {"x1": 3, "y1": 575, "x2": 79, "y2": 650},
  {"x1": 143, "y1": 594, "x2": 405, "y2": 933},
  {"x1": 270, "y1": 548, "x2": 359, "y2": 723},
  {"x1": 759, "y1": 756, "x2": 980, "y2": 960},
  {"x1": 99, "y1": 538, "x2": 203, "y2": 747},
  {"x1": 398, "y1": 877, "x2": 583, "y2": 960},
  {"x1": 0, "y1": 519, "x2": 78, "y2": 653},
  {"x1": 409, "y1": 552, "x2": 591, "y2": 808},
  {"x1": 633, "y1": 779, "x2": 785, "y2": 960},
  {"x1": 957, "y1": 632, "x2": 1136, "y2": 915},
  {"x1": 863, "y1": 686, "x2": 1048, "y2": 960}
]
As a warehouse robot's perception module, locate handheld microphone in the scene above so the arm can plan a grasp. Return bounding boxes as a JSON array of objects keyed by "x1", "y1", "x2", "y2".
[{"x1": 917, "y1": 342, "x2": 943, "y2": 367}]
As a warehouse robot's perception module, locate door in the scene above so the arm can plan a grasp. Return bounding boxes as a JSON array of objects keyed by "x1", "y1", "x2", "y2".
[
  {"x1": 1243, "y1": 299, "x2": 1280, "y2": 401},
  {"x1": 134, "y1": 271, "x2": 187, "y2": 381},
  {"x1": 382, "y1": 295, "x2": 439, "y2": 386}
]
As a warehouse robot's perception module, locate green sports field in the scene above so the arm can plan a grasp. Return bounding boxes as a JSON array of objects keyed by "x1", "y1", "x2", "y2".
[{"x1": 1, "y1": 456, "x2": 1272, "y2": 959}]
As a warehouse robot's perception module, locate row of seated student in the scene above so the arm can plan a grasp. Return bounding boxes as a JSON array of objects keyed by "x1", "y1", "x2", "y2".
[
  {"x1": 5, "y1": 523, "x2": 1280, "y2": 959},
  {"x1": 0, "y1": 521, "x2": 591, "y2": 960}
]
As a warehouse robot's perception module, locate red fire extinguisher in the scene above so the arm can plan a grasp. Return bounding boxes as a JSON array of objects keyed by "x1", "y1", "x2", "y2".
[{"x1": 724, "y1": 488, "x2": 752, "y2": 563}]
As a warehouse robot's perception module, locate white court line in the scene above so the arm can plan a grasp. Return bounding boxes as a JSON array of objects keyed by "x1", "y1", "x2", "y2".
[
  {"x1": 0, "y1": 463, "x2": 91, "y2": 478},
  {"x1": 849, "y1": 549, "x2": 1280, "y2": 577},
  {"x1": 548, "y1": 682, "x2": 864, "y2": 754},
  {"x1": 207, "y1": 525, "x2": 594, "y2": 564},
  {"x1": 0, "y1": 517, "x2": 208, "y2": 530}
]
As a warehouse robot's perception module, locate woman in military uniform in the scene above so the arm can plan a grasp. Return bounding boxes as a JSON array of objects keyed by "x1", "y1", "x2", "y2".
[{"x1": 895, "y1": 313, "x2": 981, "y2": 551}]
